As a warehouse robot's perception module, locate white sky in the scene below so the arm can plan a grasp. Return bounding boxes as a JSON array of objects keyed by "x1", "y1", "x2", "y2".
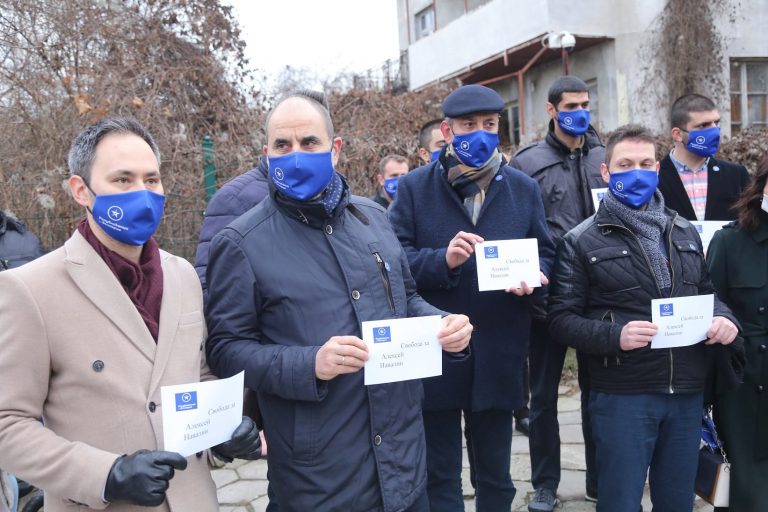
[{"x1": 226, "y1": 0, "x2": 401, "y2": 84}]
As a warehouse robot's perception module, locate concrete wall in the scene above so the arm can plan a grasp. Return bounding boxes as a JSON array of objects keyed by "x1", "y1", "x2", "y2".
[{"x1": 399, "y1": 0, "x2": 768, "y2": 138}]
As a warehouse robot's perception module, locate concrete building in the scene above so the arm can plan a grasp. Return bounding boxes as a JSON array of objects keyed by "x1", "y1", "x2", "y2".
[{"x1": 396, "y1": 0, "x2": 768, "y2": 145}]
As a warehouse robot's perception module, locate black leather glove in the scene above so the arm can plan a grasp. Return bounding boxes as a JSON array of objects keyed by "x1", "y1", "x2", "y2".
[
  {"x1": 104, "y1": 450, "x2": 187, "y2": 506},
  {"x1": 211, "y1": 416, "x2": 262, "y2": 463}
]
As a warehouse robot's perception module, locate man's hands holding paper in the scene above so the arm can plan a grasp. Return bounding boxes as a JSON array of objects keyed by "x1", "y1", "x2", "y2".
[
  {"x1": 211, "y1": 416, "x2": 262, "y2": 462},
  {"x1": 705, "y1": 316, "x2": 738, "y2": 345},
  {"x1": 438, "y1": 314, "x2": 473, "y2": 352},
  {"x1": 316, "y1": 336, "x2": 369, "y2": 381},
  {"x1": 505, "y1": 272, "x2": 549, "y2": 296}
]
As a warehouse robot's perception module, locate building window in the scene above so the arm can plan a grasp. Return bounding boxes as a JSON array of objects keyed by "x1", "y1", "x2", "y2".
[
  {"x1": 586, "y1": 78, "x2": 599, "y2": 131},
  {"x1": 501, "y1": 102, "x2": 521, "y2": 149},
  {"x1": 414, "y1": 6, "x2": 435, "y2": 41},
  {"x1": 731, "y1": 59, "x2": 768, "y2": 133}
]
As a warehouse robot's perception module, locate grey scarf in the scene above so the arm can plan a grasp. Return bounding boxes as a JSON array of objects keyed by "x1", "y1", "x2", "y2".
[{"x1": 603, "y1": 190, "x2": 672, "y2": 290}]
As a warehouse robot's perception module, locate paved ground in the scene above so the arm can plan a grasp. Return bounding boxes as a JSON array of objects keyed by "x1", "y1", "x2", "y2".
[{"x1": 213, "y1": 377, "x2": 715, "y2": 511}]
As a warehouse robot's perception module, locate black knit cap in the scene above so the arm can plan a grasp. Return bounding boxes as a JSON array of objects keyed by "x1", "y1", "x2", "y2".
[{"x1": 442, "y1": 84, "x2": 504, "y2": 118}]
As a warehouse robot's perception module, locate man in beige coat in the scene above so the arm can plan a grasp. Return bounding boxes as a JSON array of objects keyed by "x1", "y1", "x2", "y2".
[{"x1": 0, "y1": 118, "x2": 261, "y2": 511}]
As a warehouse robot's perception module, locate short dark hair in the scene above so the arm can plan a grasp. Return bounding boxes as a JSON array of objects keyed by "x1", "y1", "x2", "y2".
[
  {"x1": 378, "y1": 154, "x2": 408, "y2": 174},
  {"x1": 604, "y1": 124, "x2": 656, "y2": 167},
  {"x1": 265, "y1": 89, "x2": 334, "y2": 139},
  {"x1": 68, "y1": 117, "x2": 160, "y2": 183},
  {"x1": 418, "y1": 119, "x2": 442, "y2": 149},
  {"x1": 734, "y1": 155, "x2": 767, "y2": 231},
  {"x1": 547, "y1": 76, "x2": 589, "y2": 106},
  {"x1": 670, "y1": 93, "x2": 717, "y2": 129}
]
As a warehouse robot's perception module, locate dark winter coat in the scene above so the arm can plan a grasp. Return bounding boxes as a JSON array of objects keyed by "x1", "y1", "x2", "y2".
[
  {"x1": 510, "y1": 125, "x2": 606, "y2": 243},
  {"x1": 388, "y1": 157, "x2": 555, "y2": 412},
  {"x1": 707, "y1": 217, "x2": 768, "y2": 511},
  {"x1": 205, "y1": 183, "x2": 446, "y2": 512},
  {"x1": 194, "y1": 158, "x2": 269, "y2": 300},
  {"x1": 658, "y1": 154, "x2": 749, "y2": 221},
  {"x1": 548, "y1": 199, "x2": 739, "y2": 395},
  {"x1": 0, "y1": 211, "x2": 45, "y2": 270}
]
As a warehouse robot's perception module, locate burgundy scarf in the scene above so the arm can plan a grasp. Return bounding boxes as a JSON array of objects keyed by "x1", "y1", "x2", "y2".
[{"x1": 78, "y1": 220, "x2": 163, "y2": 341}]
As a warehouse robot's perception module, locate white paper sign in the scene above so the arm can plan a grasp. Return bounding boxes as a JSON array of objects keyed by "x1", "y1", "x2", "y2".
[
  {"x1": 690, "y1": 221, "x2": 728, "y2": 254},
  {"x1": 161, "y1": 372, "x2": 244, "y2": 456},
  {"x1": 591, "y1": 187, "x2": 608, "y2": 211},
  {"x1": 651, "y1": 295, "x2": 714, "y2": 349},
  {"x1": 363, "y1": 315, "x2": 442, "y2": 385},
  {"x1": 475, "y1": 239, "x2": 540, "y2": 292}
]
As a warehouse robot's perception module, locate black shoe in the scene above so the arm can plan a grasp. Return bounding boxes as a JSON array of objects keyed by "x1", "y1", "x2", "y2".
[{"x1": 515, "y1": 417, "x2": 530, "y2": 436}]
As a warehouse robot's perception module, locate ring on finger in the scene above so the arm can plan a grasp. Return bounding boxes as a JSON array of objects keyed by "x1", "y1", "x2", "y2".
[{"x1": 341, "y1": 356, "x2": 346, "y2": 366}]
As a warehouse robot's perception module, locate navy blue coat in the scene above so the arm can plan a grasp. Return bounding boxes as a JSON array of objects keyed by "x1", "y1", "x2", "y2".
[
  {"x1": 0, "y1": 211, "x2": 45, "y2": 270},
  {"x1": 205, "y1": 183, "x2": 446, "y2": 512},
  {"x1": 389, "y1": 159, "x2": 555, "y2": 411},
  {"x1": 194, "y1": 158, "x2": 269, "y2": 300}
]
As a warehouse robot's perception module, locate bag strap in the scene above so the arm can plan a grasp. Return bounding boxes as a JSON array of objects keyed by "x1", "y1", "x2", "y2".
[{"x1": 702, "y1": 407, "x2": 729, "y2": 464}]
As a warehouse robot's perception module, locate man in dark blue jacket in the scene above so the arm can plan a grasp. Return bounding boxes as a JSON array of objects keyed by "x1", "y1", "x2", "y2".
[
  {"x1": 205, "y1": 91, "x2": 473, "y2": 512},
  {"x1": 389, "y1": 84, "x2": 555, "y2": 512},
  {"x1": 0, "y1": 210, "x2": 45, "y2": 270}
]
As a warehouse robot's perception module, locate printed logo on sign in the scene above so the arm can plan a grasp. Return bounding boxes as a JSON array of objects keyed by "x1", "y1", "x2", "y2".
[
  {"x1": 484, "y1": 246, "x2": 499, "y2": 259},
  {"x1": 696, "y1": 135, "x2": 706, "y2": 145},
  {"x1": 108, "y1": 206, "x2": 124, "y2": 221},
  {"x1": 175, "y1": 391, "x2": 198, "y2": 411},
  {"x1": 660, "y1": 304, "x2": 674, "y2": 317},
  {"x1": 274, "y1": 168, "x2": 284, "y2": 181},
  {"x1": 373, "y1": 326, "x2": 391, "y2": 343},
  {"x1": 695, "y1": 224, "x2": 703, "y2": 233},
  {"x1": 596, "y1": 192, "x2": 605, "y2": 202},
  {"x1": 460, "y1": 140, "x2": 470, "y2": 151}
]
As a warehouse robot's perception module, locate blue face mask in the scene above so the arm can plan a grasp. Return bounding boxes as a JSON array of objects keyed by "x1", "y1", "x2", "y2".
[
  {"x1": 684, "y1": 126, "x2": 720, "y2": 157},
  {"x1": 269, "y1": 151, "x2": 335, "y2": 201},
  {"x1": 431, "y1": 149, "x2": 442, "y2": 162},
  {"x1": 89, "y1": 189, "x2": 165, "y2": 246},
  {"x1": 557, "y1": 109, "x2": 590, "y2": 136},
  {"x1": 451, "y1": 130, "x2": 499, "y2": 168},
  {"x1": 383, "y1": 177, "x2": 399, "y2": 199},
  {"x1": 608, "y1": 169, "x2": 659, "y2": 209}
]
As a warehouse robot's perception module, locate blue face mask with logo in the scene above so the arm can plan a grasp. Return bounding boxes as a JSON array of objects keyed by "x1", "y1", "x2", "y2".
[
  {"x1": 89, "y1": 189, "x2": 165, "y2": 246},
  {"x1": 557, "y1": 109, "x2": 590, "y2": 136},
  {"x1": 431, "y1": 149, "x2": 442, "y2": 162},
  {"x1": 269, "y1": 151, "x2": 335, "y2": 201},
  {"x1": 451, "y1": 130, "x2": 499, "y2": 168},
  {"x1": 383, "y1": 177, "x2": 399, "y2": 198},
  {"x1": 608, "y1": 169, "x2": 659, "y2": 209},
  {"x1": 684, "y1": 126, "x2": 720, "y2": 157}
]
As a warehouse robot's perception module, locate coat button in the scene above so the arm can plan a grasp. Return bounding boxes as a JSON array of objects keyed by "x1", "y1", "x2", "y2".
[
  {"x1": 760, "y1": 344, "x2": 767, "y2": 353},
  {"x1": 148, "y1": 402, "x2": 157, "y2": 413},
  {"x1": 196, "y1": 451, "x2": 203, "y2": 459},
  {"x1": 590, "y1": 257, "x2": 597, "y2": 262},
  {"x1": 325, "y1": 225, "x2": 333, "y2": 235},
  {"x1": 352, "y1": 290, "x2": 361, "y2": 300},
  {"x1": 622, "y1": 250, "x2": 627, "y2": 255},
  {"x1": 374, "y1": 434, "x2": 382, "y2": 446},
  {"x1": 758, "y1": 385, "x2": 765, "y2": 393},
  {"x1": 759, "y1": 306, "x2": 766, "y2": 314},
  {"x1": 92, "y1": 360, "x2": 104, "y2": 372}
]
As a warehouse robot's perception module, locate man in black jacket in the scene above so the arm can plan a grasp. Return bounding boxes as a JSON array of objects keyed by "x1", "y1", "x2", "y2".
[
  {"x1": 548, "y1": 124, "x2": 739, "y2": 512},
  {"x1": 658, "y1": 93, "x2": 749, "y2": 221},
  {"x1": 510, "y1": 75, "x2": 604, "y2": 511}
]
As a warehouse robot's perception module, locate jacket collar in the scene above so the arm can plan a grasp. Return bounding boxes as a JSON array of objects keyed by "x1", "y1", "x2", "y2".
[
  {"x1": 594, "y1": 191, "x2": 679, "y2": 232},
  {"x1": 545, "y1": 120, "x2": 603, "y2": 156},
  {"x1": 270, "y1": 173, "x2": 350, "y2": 229}
]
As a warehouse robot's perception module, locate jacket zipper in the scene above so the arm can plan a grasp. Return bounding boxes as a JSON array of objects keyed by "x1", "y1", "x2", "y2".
[
  {"x1": 374, "y1": 252, "x2": 395, "y2": 312},
  {"x1": 598, "y1": 214, "x2": 679, "y2": 393}
]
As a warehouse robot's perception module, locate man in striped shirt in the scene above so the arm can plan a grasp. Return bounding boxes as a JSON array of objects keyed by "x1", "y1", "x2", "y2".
[{"x1": 658, "y1": 93, "x2": 749, "y2": 221}]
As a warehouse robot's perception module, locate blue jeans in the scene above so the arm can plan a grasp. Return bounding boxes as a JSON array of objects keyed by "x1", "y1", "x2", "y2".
[
  {"x1": 528, "y1": 320, "x2": 597, "y2": 495},
  {"x1": 423, "y1": 408, "x2": 516, "y2": 511},
  {"x1": 589, "y1": 391, "x2": 702, "y2": 512}
]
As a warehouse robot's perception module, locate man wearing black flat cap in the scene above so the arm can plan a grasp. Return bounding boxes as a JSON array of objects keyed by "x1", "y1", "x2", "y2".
[{"x1": 390, "y1": 84, "x2": 555, "y2": 511}]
